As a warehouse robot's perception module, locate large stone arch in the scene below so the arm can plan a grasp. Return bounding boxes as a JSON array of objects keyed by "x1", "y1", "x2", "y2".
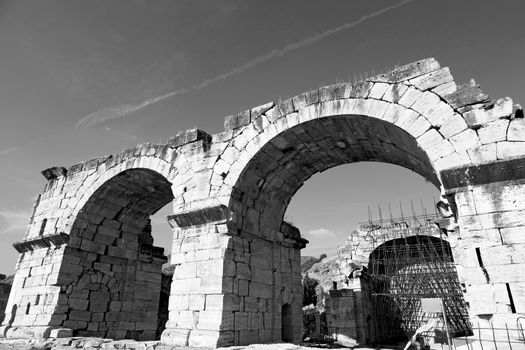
[
  {"x1": 227, "y1": 114, "x2": 441, "y2": 237},
  {"x1": 164, "y1": 58, "x2": 525, "y2": 346},
  {"x1": 2, "y1": 58, "x2": 525, "y2": 347}
]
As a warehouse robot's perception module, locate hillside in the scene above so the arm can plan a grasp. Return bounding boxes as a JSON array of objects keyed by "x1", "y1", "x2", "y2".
[{"x1": 300, "y1": 254, "x2": 326, "y2": 273}]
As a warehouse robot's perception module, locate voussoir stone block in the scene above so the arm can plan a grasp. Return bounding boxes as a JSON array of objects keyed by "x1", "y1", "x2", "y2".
[{"x1": 508, "y1": 118, "x2": 525, "y2": 141}]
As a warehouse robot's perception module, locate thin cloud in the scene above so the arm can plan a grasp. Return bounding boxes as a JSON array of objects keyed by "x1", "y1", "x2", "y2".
[
  {"x1": 307, "y1": 228, "x2": 337, "y2": 238},
  {"x1": 0, "y1": 209, "x2": 29, "y2": 234},
  {"x1": 0, "y1": 137, "x2": 48, "y2": 158},
  {"x1": 76, "y1": 0, "x2": 415, "y2": 128},
  {"x1": 0, "y1": 147, "x2": 19, "y2": 156}
]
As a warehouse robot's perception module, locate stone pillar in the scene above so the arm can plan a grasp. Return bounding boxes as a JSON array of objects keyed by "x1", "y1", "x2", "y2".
[
  {"x1": 0, "y1": 235, "x2": 71, "y2": 339},
  {"x1": 325, "y1": 271, "x2": 375, "y2": 346},
  {"x1": 161, "y1": 208, "x2": 306, "y2": 347},
  {"x1": 278, "y1": 223, "x2": 305, "y2": 344},
  {"x1": 1, "y1": 219, "x2": 168, "y2": 340},
  {"x1": 326, "y1": 288, "x2": 358, "y2": 346},
  {"x1": 161, "y1": 206, "x2": 236, "y2": 347},
  {"x1": 442, "y1": 159, "x2": 525, "y2": 335}
]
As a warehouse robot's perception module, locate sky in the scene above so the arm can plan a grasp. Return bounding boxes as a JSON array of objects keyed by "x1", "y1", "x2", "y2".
[{"x1": 0, "y1": 0, "x2": 524, "y2": 272}]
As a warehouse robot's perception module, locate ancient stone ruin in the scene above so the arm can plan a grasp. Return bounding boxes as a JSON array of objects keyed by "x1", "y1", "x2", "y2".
[
  {"x1": 310, "y1": 213, "x2": 471, "y2": 346},
  {"x1": 1, "y1": 58, "x2": 524, "y2": 347}
]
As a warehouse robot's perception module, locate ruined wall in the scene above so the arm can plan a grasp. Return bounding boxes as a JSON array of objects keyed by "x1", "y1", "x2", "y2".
[
  {"x1": 325, "y1": 273, "x2": 374, "y2": 346},
  {"x1": 326, "y1": 289, "x2": 358, "y2": 346},
  {"x1": 0, "y1": 275, "x2": 12, "y2": 327},
  {"x1": 157, "y1": 264, "x2": 174, "y2": 338},
  {"x1": 1, "y1": 147, "x2": 179, "y2": 339},
  {"x1": 338, "y1": 214, "x2": 443, "y2": 269}
]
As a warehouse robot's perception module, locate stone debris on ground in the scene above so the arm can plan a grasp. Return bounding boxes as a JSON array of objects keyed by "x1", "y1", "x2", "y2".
[{"x1": 0, "y1": 338, "x2": 400, "y2": 350}]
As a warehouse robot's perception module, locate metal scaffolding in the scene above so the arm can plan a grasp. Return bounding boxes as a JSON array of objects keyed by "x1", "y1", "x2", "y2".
[{"x1": 360, "y1": 206, "x2": 471, "y2": 343}]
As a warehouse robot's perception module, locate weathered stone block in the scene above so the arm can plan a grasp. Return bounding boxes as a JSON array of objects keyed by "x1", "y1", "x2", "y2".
[
  {"x1": 408, "y1": 67, "x2": 453, "y2": 91},
  {"x1": 508, "y1": 118, "x2": 525, "y2": 141},
  {"x1": 161, "y1": 328, "x2": 191, "y2": 346},
  {"x1": 500, "y1": 226, "x2": 525, "y2": 244},
  {"x1": 509, "y1": 282, "x2": 525, "y2": 313},
  {"x1": 445, "y1": 83, "x2": 489, "y2": 109},
  {"x1": 485, "y1": 263, "x2": 525, "y2": 283},
  {"x1": 198, "y1": 310, "x2": 234, "y2": 331},
  {"x1": 369, "y1": 58, "x2": 440, "y2": 83},
  {"x1": 468, "y1": 143, "x2": 497, "y2": 164},
  {"x1": 497, "y1": 141, "x2": 525, "y2": 159}
]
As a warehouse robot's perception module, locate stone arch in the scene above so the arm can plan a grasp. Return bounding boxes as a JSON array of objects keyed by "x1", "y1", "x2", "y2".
[
  {"x1": 61, "y1": 154, "x2": 177, "y2": 235},
  {"x1": 228, "y1": 114, "x2": 441, "y2": 236},
  {"x1": 367, "y1": 235, "x2": 470, "y2": 341},
  {"x1": 52, "y1": 167, "x2": 175, "y2": 340},
  {"x1": 368, "y1": 235, "x2": 454, "y2": 275},
  {"x1": 162, "y1": 58, "x2": 525, "y2": 346},
  {"x1": 215, "y1": 102, "x2": 449, "y2": 345},
  {"x1": 4, "y1": 58, "x2": 525, "y2": 347}
]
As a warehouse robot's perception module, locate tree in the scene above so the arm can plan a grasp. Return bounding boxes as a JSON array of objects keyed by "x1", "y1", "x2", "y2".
[{"x1": 303, "y1": 274, "x2": 319, "y2": 306}]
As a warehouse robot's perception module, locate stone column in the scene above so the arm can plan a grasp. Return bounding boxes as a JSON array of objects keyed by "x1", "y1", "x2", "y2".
[
  {"x1": 0, "y1": 235, "x2": 72, "y2": 339},
  {"x1": 161, "y1": 207, "x2": 306, "y2": 347},
  {"x1": 161, "y1": 206, "x2": 236, "y2": 347}
]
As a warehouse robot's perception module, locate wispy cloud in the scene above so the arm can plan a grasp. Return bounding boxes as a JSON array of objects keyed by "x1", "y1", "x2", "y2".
[
  {"x1": 0, "y1": 147, "x2": 19, "y2": 156},
  {"x1": 76, "y1": 0, "x2": 415, "y2": 128},
  {"x1": 76, "y1": 88, "x2": 188, "y2": 128},
  {"x1": 0, "y1": 209, "x2": 29, "y2": 235},
  {"x1": 307, "y1": 228, "x2": 337, "y2": 238},
  {"x1": 0, "y1": 137, "x2": 50, "y2": 158}
]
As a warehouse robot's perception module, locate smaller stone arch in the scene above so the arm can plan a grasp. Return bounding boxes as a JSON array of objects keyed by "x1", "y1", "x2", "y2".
[
  {"x1": 367, "y1": 235, "x2": 470, "y2": 342},
  {"x1": 52, "y1": 167, "x2": 175, "y2": 340},
  {"x1": 60, "y1": 149, "x2": 178, "y2": 235}
]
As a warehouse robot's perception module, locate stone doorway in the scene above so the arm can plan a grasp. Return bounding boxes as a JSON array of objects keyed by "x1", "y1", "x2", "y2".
[{"x1": 282, "y1": 304, "x2": 294, "y2": 342}]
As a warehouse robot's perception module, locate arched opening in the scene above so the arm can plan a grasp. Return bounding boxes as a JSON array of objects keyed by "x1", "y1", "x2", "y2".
[
  {"x1": 149, "y1": 204, "x2": 177, "y2": 337},
  {"x1": 287, "y1": 162, "x2": 441, "y2": 344},
  {"x1": 231, "y1": 115, "x2": 440, "y2": 236},
  {"x1": 368, "y1": 235, "x2": 470, "y2": 343},
  {"x1": 286, "y1": 162, "x2": 441, "y2": 259},
  {"x1": 228, "y1": 114, "x2": 459, "y2": 345},
  {"x1": 57, "y1": 168, "x2": 174, "y2": 340},
  {"x1": 282, "y1": 303, "x2": 294, "y2": 342}
]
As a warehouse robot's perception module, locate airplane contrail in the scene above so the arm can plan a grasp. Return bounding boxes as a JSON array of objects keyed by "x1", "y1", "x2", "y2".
[
  {"x1": 0, "y1": 147, "x2": 19, "y2": 156},
  {"x1": 76, "y1": 0, "x2": 415, "y2": 128}
]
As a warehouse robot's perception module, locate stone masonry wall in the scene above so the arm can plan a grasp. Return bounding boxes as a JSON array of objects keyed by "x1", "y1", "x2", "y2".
[
  {"x1": 325, "y1": 273, "x2": 375, "y2": 347},
  {"x1": 3, "y1": 58, "x2": 525, "y2": 347},
  {"x1": 446, "y1": 178, "x2": 525, "y2": 335},
  {"x1": 162, "y1": 215, "x2": 304, "y2": 347},
  {"x1": 2, "y1": 168, "x2": 173, "y2": 339},
  {"x1": 0, "y1": 276, "x2": 12, "y2": 328},
  {"x1": 2, "y1": 246, "x2": 67, "y2": 338}
]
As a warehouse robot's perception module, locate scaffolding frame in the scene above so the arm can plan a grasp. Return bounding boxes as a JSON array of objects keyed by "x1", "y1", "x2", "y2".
[{"x1": 360, "y1": 208, "x2": 471, "y2": 343}]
